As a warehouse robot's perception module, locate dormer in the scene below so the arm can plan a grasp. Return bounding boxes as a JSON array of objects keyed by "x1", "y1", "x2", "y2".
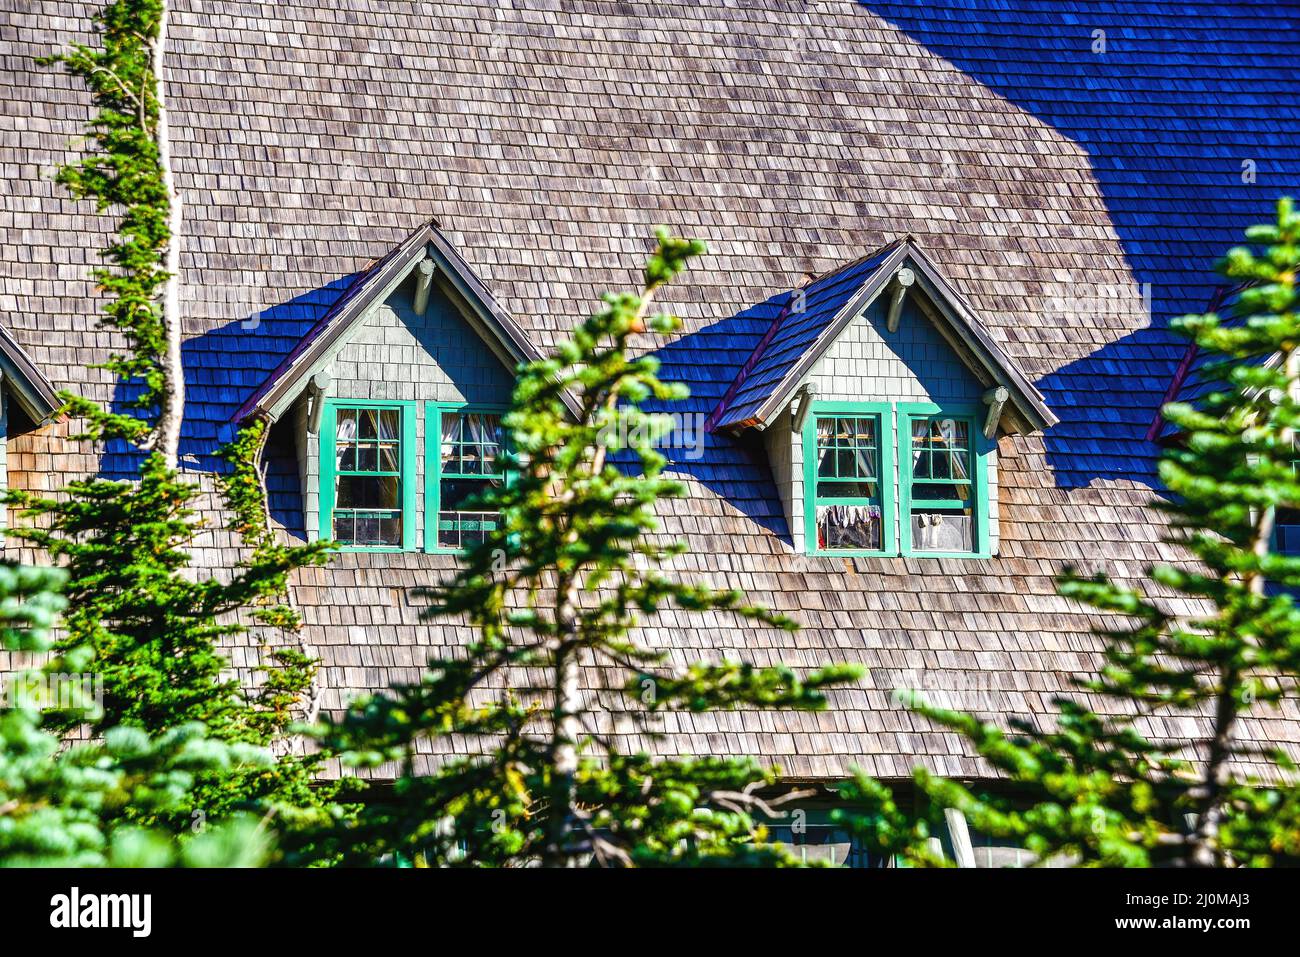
[
  {"x1": 707, "y1": 239, "x2": 1055, "y2": 558},
  {"x1": 233, "y1": 222, "x2": 580, "y2": 552},
  {"x1": 0, "y1": 323, "x2": 59, "y2": 526}
]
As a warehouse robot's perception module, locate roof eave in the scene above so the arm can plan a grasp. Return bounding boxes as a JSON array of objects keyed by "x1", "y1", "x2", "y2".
[
  {"x1": 904, "y1": 246, "x2": 1057, "y2": 433},
  {"x1": 737, "y1": 243, "x2": 911, "y2": 430},
  {"x1": 231, "y1": 222, "x2": 582, "y2": 424},
  {"x1": 0, "y1": 324, "x2": 60, "y2": 422},
  {"x1": 728, "y1": 241, "x2": 1056, "y2": 435}
]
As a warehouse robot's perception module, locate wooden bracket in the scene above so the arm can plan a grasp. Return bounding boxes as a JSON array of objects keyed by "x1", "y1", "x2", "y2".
[
  {"x1": 413, "y1": 258, "x2": 437, "y2": 316},
  {"x1": 307, "y1": 369, "x2": 333, "y2": 434},
  {"x1": 886, "y1": 267, "x2": 915, "y2": 333},
  {"x1": 982, "y1": 385, "x2": 1009, "y2": 439}
]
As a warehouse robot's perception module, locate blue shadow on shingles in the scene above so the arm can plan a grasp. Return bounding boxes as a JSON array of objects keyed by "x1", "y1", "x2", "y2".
[
  {"x1": 98, "y1": 276, "x2": 358, "y2": 481},
  {"x1": 625, "y1": 290, "x2": 793, "y2": 540},
  {"x1": 1034, "y1": 326, "x2": 1185, "y2": 489},
  {"x1": 857, "y1": 0, "x2": 1300, "y2": 489}
]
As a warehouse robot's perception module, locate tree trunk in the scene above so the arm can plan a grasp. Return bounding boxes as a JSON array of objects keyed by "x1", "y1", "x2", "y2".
[
  {"x1": 152, "y1": 0, "x2": 184, "y2": 470},
  {"x1": 544, "y1": 574, "x2": 581, "y2": 867},
  {"x1": 1187, "y1": 346, "x2": 1299, "y2": 866}
]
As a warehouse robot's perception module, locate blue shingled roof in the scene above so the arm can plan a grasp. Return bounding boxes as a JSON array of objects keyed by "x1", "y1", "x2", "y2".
[{"x1": 708, "y1": 241, "x2": 906, "y2": 429}]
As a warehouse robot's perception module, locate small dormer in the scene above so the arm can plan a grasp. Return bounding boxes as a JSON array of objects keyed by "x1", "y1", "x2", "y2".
[
  {"x1": 233, "y1": 222, "x2": 580, "y2": 553},
  {"x1": 0, "y1": 324, "x2": 60, "y2": 527},
  {"x1": 707, "y1": 239, "x2": 1055, "y2": 558}
]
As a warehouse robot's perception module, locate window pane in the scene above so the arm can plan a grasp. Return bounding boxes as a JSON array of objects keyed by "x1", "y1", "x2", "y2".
[
  {"x1": 335, "y1": 406, "x2": 402, "y2": 474},
  {"x1": 816, "y1": 479, "x2": 876, "y2": 499},
  {"x1": 913, "y1": 418, "x2": 970, "y2": 479},
  {"x1": 330, "y1": 405, "x2": 405, "y2": 547},
  {"x1": 766, "y1": 825, "x2": 887, "y2": 868},
  {"x1": 441, "y1": 477, "x2": 501, "y2": 512},
  {"x1": 910, "y1": 506, "x2": 973, "y2": 552},
  {"x1": 908, "y1": 415, "x2": 976, "y2": 554},
  {"x1": 337, "y1": 409, "x2": 358, "y2": 440},
  {"x1": 438, "y1": 476, "x2": 504, "y2": 549},
  {"x1": 816, "y1": 504, "x2": 881, "y2": 551},
  {"x1": 441, "y1": 412, "x2": 504, "y2": 476},
  {"x1": 335, "y1": 510, "x2": 401, "y2": 547},
  {"x1": 337, "y1": 474, "x2": 399, "y2": 510},
  {"x1": 358, "y1": 408, "x2": 379, "y2": 440},
  {"x1": 332, "y1": 511, "x2": 402, "y2": 547},
  {"x1": 816, "y1": 416, "x2": 876, "y2": 483}
]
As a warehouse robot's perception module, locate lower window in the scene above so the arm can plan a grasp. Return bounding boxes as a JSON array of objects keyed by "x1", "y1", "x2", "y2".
[
  {"x1": 905, "y1": 413, "x2": 976, "y2": 554},
  {"x1": 766, "y1": 823, "x2": 892, "y2": 867},
  {"x1": 330, "y1": 405, "x2": 405, "y2": 547},
  {"x1": 810, "y1": 413, "x2": 888, "y2": 553},
  {"x1": 435, "y1": 409, "x2": 506, "y2": 550}
]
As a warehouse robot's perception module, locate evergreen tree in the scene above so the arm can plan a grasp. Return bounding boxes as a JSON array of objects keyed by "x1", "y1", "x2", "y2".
[
  {"x1": 840, "y1": 199, "x2": 1300, "y2": 867},
  {"x1": 312, "y1": 231, "x2": 863, "y2": 866},
  {"x1": 13, "y1": 0, "x2": 342, "y2": 848},
  {"x1": 0, "y1": 564, "x2": 273, "y2": 867}
]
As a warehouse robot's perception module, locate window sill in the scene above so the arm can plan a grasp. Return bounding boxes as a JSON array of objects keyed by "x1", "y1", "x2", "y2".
[{"x1": 805, "y1": 549, "x2": 991, "y2": 560}]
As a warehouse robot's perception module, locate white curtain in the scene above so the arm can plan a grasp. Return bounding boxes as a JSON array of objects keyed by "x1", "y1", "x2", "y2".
[
  {"x1": 440, "y1": 411, "x2": 461, "y2": 464},
  {"x1": 940, "y1": 418, "x2": 969, "y2": 482},
  {"x1": 335, "y1": 413, "x2": 357, "y2": 469},
  {"x1": 912, "y1": 419, "x2": 928, "y2": 472}
]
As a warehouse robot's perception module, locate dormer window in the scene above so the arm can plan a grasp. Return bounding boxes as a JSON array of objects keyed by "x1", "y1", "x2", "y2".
[
  {"x1": 708, "y1": 238, "x2": 1054, "y2": 561},
  {"x1": 320, "y1": 401, "x2": 416, "y2": 550},
  {"x1": 803, "y1": 401, "x2": 990, "y2": 557},
  {"x1": 808, "y1": 407, "x2": 893, "y2": 553},
  {"x1": 430, "y1": 407, "x2": 507, "y2": 551}
]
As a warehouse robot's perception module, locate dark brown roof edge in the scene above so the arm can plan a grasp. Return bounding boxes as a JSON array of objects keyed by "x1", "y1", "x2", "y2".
[{"x1": 1145, "y1": 285, "x2": 1229, "y2": 444}]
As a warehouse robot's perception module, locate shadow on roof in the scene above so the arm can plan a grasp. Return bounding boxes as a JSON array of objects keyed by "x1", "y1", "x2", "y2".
[
  {"x1": 859, "y1": 0, "x2": 1300, "y2": 489},
  {"x1": 98, "y1": 275, "x2": 360, "y2": 480},
  {"x1": 636, "y1": 290, "x2": 798, "y2": 541}
]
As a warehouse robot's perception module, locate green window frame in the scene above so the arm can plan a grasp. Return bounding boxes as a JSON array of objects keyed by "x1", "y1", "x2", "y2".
[
  {"x1": 899, "y1": 402, "x2": 990, "y2": 558},
  {"x1": 425, "y1": 402, "x2": 510, "y2": 553},
  {"x1": 802, "y1": 402, "x2": 896, "y2": 557},
  {"x1": 318, "y1": 399, "x2": 417, "y2": 551},
  {"x1": 1273, "y1": 457, "x2": 1300, "y2": 556}
]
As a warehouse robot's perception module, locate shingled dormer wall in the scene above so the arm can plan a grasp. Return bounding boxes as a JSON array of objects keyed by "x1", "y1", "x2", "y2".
[
  {"x1": 766, "y1": 293, "x2": 1000, "y2": 554},
  {"x1": 294, "y1": 273, "x2": 516, "y2": 545}
]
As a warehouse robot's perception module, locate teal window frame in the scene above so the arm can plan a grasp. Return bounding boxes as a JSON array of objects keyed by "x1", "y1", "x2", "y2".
[
  {"x1": 318, "y1": 399, "x2": 417, "y2": 552},
  {"x1": 424, "y1": 402, "x2": 511, "y2": 554},
  {"x1": 802, "y1": 401, "x2": 896, "y2": 557},
  {"x1": 1271, "y1": 457, "x2": 1300, "y2": 556},
  {"x1": 898, "y1": 402, "x2": 991, "y2": 558}
]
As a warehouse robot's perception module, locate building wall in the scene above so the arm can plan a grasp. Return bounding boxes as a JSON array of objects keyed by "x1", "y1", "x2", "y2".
[
  {"x1": 786, "y1": 293, "x2": 1001, "y2": 554},
  {"x1": 294, "y1": 274, "x2": 516, "y2": 544},
  {"x1": 763, "y1": 405, "x2": 802, "y2": 551}
]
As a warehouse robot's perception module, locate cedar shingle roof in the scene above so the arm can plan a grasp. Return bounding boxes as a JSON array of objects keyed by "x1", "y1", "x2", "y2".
[{"x1": 4, "y1": 0, "x2": 1300, "y2": 780}]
